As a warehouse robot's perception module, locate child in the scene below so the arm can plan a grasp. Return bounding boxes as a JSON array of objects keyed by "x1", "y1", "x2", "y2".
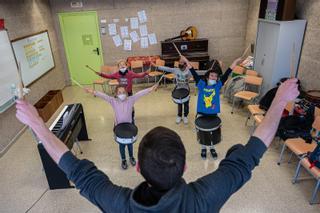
[
  {"x1": 152, "y1": 58, "x2": 192, "y2": 124},
  {"x1": 182, "y1": 56, "x2": 243, "y2": 159},
  {"x1": 95, "y1": 59, "x2": 149, "y2": 96},
  {"x1": 84, "y1": 84, "x2": 158, "y2": 169}
]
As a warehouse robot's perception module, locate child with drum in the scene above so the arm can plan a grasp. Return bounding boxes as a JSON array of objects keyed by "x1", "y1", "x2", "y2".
[
  {"x1": 181, "y1": 56, "x2": 243, "y2": 159},
  {"x1": 84, "y1": 84, "x2": 158, "y2": 170},
  {"x1": 152, "y1": 59, "x2": 192, "y2": 124},
  {"x1": 93, "y1": 59, "x2": 150, "y2": 123}
]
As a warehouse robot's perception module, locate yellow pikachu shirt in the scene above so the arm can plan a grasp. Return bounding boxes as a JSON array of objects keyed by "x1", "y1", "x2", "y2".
[{"x1": 196, "y1": 80, "x2": 222, "y2": 114}]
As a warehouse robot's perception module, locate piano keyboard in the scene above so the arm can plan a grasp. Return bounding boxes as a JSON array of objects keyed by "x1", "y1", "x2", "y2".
[{"x1": 49, "y1": 105, "x2": 69, "y2": 134}]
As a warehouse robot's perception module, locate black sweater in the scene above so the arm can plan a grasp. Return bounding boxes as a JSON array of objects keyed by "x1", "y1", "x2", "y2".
[{"x1": 59, "y1": 136, "x2": 266, "y2": 213}]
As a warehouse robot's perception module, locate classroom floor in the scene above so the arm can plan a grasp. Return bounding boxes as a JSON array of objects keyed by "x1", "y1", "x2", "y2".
[{"x1": 0, "y1": 84, "x2": 319, "y2": 213}]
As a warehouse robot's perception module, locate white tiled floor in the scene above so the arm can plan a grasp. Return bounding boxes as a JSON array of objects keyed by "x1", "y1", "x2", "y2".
[{"x1": 0, "y1": 85, "x2": 319, "y2": 212}]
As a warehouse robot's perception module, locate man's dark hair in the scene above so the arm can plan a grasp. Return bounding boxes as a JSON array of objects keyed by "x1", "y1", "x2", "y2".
[
  {"x1": 138, "y1": 126, "x2": 186, "y2": 190},
  {"x1": 204, "y1": 59, "x2": 222, "y2": 80}
]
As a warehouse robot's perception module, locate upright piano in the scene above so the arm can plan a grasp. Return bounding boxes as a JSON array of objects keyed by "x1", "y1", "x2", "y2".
[
  {"x1": 37, "y1": 103, "x2": 90, "y2": 190},
  {"x1": 161, "y1": 38, "x2": 210, "y2": 69}
]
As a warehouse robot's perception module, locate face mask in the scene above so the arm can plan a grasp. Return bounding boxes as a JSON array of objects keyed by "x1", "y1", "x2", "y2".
[
  {"x1": 119, "y1": 68, "x2": 127, "y2": 73},
  {"x1": 117, "y1": 94, "x2": 127, "y2": 101},
  {"x1": 208, "y1": 79, "x2": 217, "y2": 85}
]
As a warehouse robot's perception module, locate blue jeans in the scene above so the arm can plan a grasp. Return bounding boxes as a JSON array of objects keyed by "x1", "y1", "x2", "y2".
[{"x1": 119, "y1": 144, "x2": 133, "y2": 160}]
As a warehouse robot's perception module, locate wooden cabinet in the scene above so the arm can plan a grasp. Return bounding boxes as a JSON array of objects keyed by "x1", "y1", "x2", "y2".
[{"x1": 34, "y1": 90, "x2": 63, "y2": 122}]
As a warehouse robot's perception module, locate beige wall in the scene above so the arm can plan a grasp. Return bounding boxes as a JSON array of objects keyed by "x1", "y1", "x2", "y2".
[
  {"x1": 0, "y1": 0, "x2": 66, "y2": 155},
  {"x1": 49, "y1": 0, "x2": 250, "y2": 75},
  {"x1": 245, "y1": 0, "x2": 320, "y2": 91},
  {"x1": 296, "y1": 0, "x2": 320, "y2": 90}
]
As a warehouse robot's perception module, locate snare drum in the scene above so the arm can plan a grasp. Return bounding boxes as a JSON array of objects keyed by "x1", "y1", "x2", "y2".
[
  {"x1": 113, "y1": 123, "x2": 138, "y2": 145},
  {"x1": 195, "y1": 115, "x2": 221, "y2": 146},
  {"x1": 172, "y1": 88, "x2": 190, "y2": 104}
]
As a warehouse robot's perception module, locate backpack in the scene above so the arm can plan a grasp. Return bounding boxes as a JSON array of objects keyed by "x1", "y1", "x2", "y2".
[{"x1": 223, "y1": 76, "x2": 245, "y2": 102}]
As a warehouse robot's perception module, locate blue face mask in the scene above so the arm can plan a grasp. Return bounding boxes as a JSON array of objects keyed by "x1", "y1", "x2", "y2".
[{"x1": 208, "y1": 79, "x2": 217, "y2": 85}]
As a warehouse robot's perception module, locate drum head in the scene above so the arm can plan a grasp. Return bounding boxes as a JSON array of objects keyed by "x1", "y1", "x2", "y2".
[
  {"x1": 113, "y1": 123, "x2": 138, "y2": 138},
  {"x1": 172, "y1": 88, "x2": 189, "y2": 99},
  {"x1": 195, "y1": 116, "x2": 221, "y2": 130}
]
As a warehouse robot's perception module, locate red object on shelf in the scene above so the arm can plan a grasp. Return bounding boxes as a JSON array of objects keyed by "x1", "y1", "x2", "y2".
[{"x1": 0, "y1": 19, "x2": 4, "y2": 29}]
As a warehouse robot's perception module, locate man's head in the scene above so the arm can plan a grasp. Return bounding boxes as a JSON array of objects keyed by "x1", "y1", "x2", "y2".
[
  {"x1": 205, "y1": 59, "x2": 223, "y2": 85},
  {"x1": 115, "y1": 85, "x2": 127, "y2": 101},
  {"x1": 138, "y1": 126, "x2": 186, "y2": 191}
]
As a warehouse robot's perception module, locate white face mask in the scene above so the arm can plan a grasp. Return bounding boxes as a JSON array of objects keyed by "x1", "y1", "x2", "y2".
[
  {"x1": 208, "y1": 79, "x2": 217, "y2": 85},
  {"x1": 117, "y1": 94, "x2": 127, "y2": 101},
  {"x1": 119, "y1": 68, "x2": 127, "y2": 73}
]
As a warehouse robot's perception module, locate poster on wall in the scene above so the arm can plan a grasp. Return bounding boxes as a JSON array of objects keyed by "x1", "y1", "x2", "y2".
[
  {"x1": 12, "y1": 30, "x2": 55, "y2": 86},
  {"x1": 107, "y1": 10, "x2": 157, "y2": 50}
]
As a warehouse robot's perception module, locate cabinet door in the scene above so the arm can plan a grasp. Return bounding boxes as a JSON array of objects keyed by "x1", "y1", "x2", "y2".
[{"x1": 254, "y1": 21, "x2": 280, "y2": 95}]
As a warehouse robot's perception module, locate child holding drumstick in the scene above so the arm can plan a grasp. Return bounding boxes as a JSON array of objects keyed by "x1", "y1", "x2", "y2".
[
  {"x1": 181, "y1": 56, "x2": 243, "y2": 159},
  {"x1": 84, "y1": 84, "x2": 158, "y2": 169}
]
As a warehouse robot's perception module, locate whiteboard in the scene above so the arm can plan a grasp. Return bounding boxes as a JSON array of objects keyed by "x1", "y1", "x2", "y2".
[
  {"x1": 12, "y1": 31, "x2": 55, "y2": 86},
  {"x1": 0, "y1": 30, "x2": 20, "y2": 113}
]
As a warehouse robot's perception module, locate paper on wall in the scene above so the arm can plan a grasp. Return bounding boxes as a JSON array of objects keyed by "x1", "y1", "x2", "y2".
[
  {"x1": 148, "y1": 33, "x2": 157, "y2": 45},
  {"x1": 113, "y1": 19, "x2": 120, "y2": 23},
  {"x1": 100, "y1": 19, "x2": 107, "y2": 24},
  {"x1": 137, "y1": 10, "x2": 147, "y2": 23},
  {"x1": 140, "y1": 37, "x2": 149, "y2": 48},
  {"x1": 125, "y1": 18, "x2": 129, "y2": 22},
  {"x1": 112, "y1": 35, "x2": 122, "y2": 47},
  {"x1": 120, "y1": 26, "x2": 129, "y2": 38},
  {"x1": 124, "y1": 39, "x2": 132, "y2": 51},
  {"x1": 108, "y1": 23, "x2": 117, "y2": 36},
  {"x1": 130, "y1": 17, "x2": 139, "y2": 29},
  {"x1": 139, "y1": 25, "x2": 148, "y2": 37},
  {"x1": 130, "y1": 31, "x2": 140, "y2": 43}
]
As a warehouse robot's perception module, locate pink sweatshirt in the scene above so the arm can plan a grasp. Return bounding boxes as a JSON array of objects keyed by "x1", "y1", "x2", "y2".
[
  {"x1": 98, "y1": 70, "x2": 148, "y2": 93},
  {"x1": 94, "y1": 87, "x2": 152, "y2": 124}
]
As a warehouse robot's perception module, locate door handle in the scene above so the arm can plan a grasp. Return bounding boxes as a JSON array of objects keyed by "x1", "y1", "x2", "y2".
[{"x1": 93, "y1": 47, "x2": 100, "y2": 55}]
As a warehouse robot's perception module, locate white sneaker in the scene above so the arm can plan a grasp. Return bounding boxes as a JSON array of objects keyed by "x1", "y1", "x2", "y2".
[
  {"x1": 176, "y1": 116, "x2": 182, "y2": 124},
  {"x1": 183, "y1": 117, "x2": 188, "y2": 124}
]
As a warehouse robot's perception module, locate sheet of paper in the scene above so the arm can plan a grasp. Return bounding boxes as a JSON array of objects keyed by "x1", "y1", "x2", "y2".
[
  {"x1": 138, "y1": 10, "x2": 147, "y2": 23},
  {"x1": 130, "y1": 17, "x2": 139, "y2": 29},
  {"x1": 130, "y1": 31, "x2": 140, "y2": 43},
  {"x1": 140, "y1": 37, "x2": 149, "y2": 48},
  {"x1": 113, "y1": 19, "x2": 120, "y2": 23},
  {"x1": 108, "y1": 23, "x2": 117, "y2": 36},
  {"x1": 125, "y1": 18, "x2": 129, "y2": 22},
  {"x1": 120, "y1": 26, "x2": 129, "y2": 38},
  {"x1": 112, "y1": 35, "x2": 122, "y2": 47},
  {"x1": 101, "y1": 27, "x2": 106, "y2": 35},
  {"x1": 124, "y1": 39, "x2": 132, "y2": 51},
  {"x1": 100, "y1": 19, "x2": 107, "y2": 24},
  {"x1": 148, "y1": 33, "x2": 157, "y2": 45},
  {"x1": 139, "y1": 25, "x2": 148, "y2": 37}
]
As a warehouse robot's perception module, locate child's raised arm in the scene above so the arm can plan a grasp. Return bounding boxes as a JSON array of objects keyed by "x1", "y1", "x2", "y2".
[{"x1": 84, "y1": 87, "x2": 114, "y2": 103}]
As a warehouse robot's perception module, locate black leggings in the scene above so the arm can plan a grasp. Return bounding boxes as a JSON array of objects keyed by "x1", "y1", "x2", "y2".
[{"x1": 178, "y1": 101, "x2": 190, "y2": 117}]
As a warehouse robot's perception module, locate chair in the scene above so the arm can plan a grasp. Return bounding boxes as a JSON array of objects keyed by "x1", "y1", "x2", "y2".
[
  {"x1": 233, "y1": 65, "x2": 246, "y2": 75},
  {"x1": 278, "y1": 116, "x2": 320, "y2": 165},
  {"x1": 93, "y1": 65, "x2": 117, "y2": 94},
  {"x1": 245, "y1": 104, "x2": 265, "y2": 126},
  {"x1": 245, "y1": 70, "x2": 258, "y2": 76},
  {"x1": 164, "y1": 61, "x2": 179, "y2": 87},
  {"x1": 130, "y1": 60, "x2": 145, "y2": 85},
  {"x1": 292, "y1": 158, "x2": 320, "y2": 204},
  {"x1": 148, "y1": 59, "x2": 165, "y2": 84},
  {"x1": 100, "y1": 65, "x2": 119, "y2": 94},
  {"x1": 231, "y1": 75, "x2": 263, "y2": 114}
]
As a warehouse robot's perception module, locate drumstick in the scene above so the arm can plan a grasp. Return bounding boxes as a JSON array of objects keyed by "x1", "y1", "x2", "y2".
[
  {"x1": 17, "y1": 62, "x2": 24, "y2": 99},
  {"x1": 209, "y1": 60, "x2": 216, "y2": 71},
  {"x1": 85, "y1": 65, "x2": 98, "y2": 73},
  {"x1": 71, "y1": 78, "x2": 84, "y2": 88},
  {"x1": 172, "y1": 42, "x2": 182, "y2": 57},
  {"x1": 241, "y1": 44, "x2": 251, "y2": 59},
  {"x1": 157, "y1": 74, "x2": 165, "y2": 84},
  {"x1": 290, "y1": 42, "x2": 296, "y2": 78}
]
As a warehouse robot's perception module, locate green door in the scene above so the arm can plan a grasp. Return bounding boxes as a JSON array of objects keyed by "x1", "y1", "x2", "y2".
[{"x1": 59, "y1": 11, "x2": 104, "y2": 85}]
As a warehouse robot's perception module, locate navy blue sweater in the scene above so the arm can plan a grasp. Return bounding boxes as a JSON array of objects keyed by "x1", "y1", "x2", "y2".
[{"x1": 59, "y1": 136, "x2": 266, "y2": 212}]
